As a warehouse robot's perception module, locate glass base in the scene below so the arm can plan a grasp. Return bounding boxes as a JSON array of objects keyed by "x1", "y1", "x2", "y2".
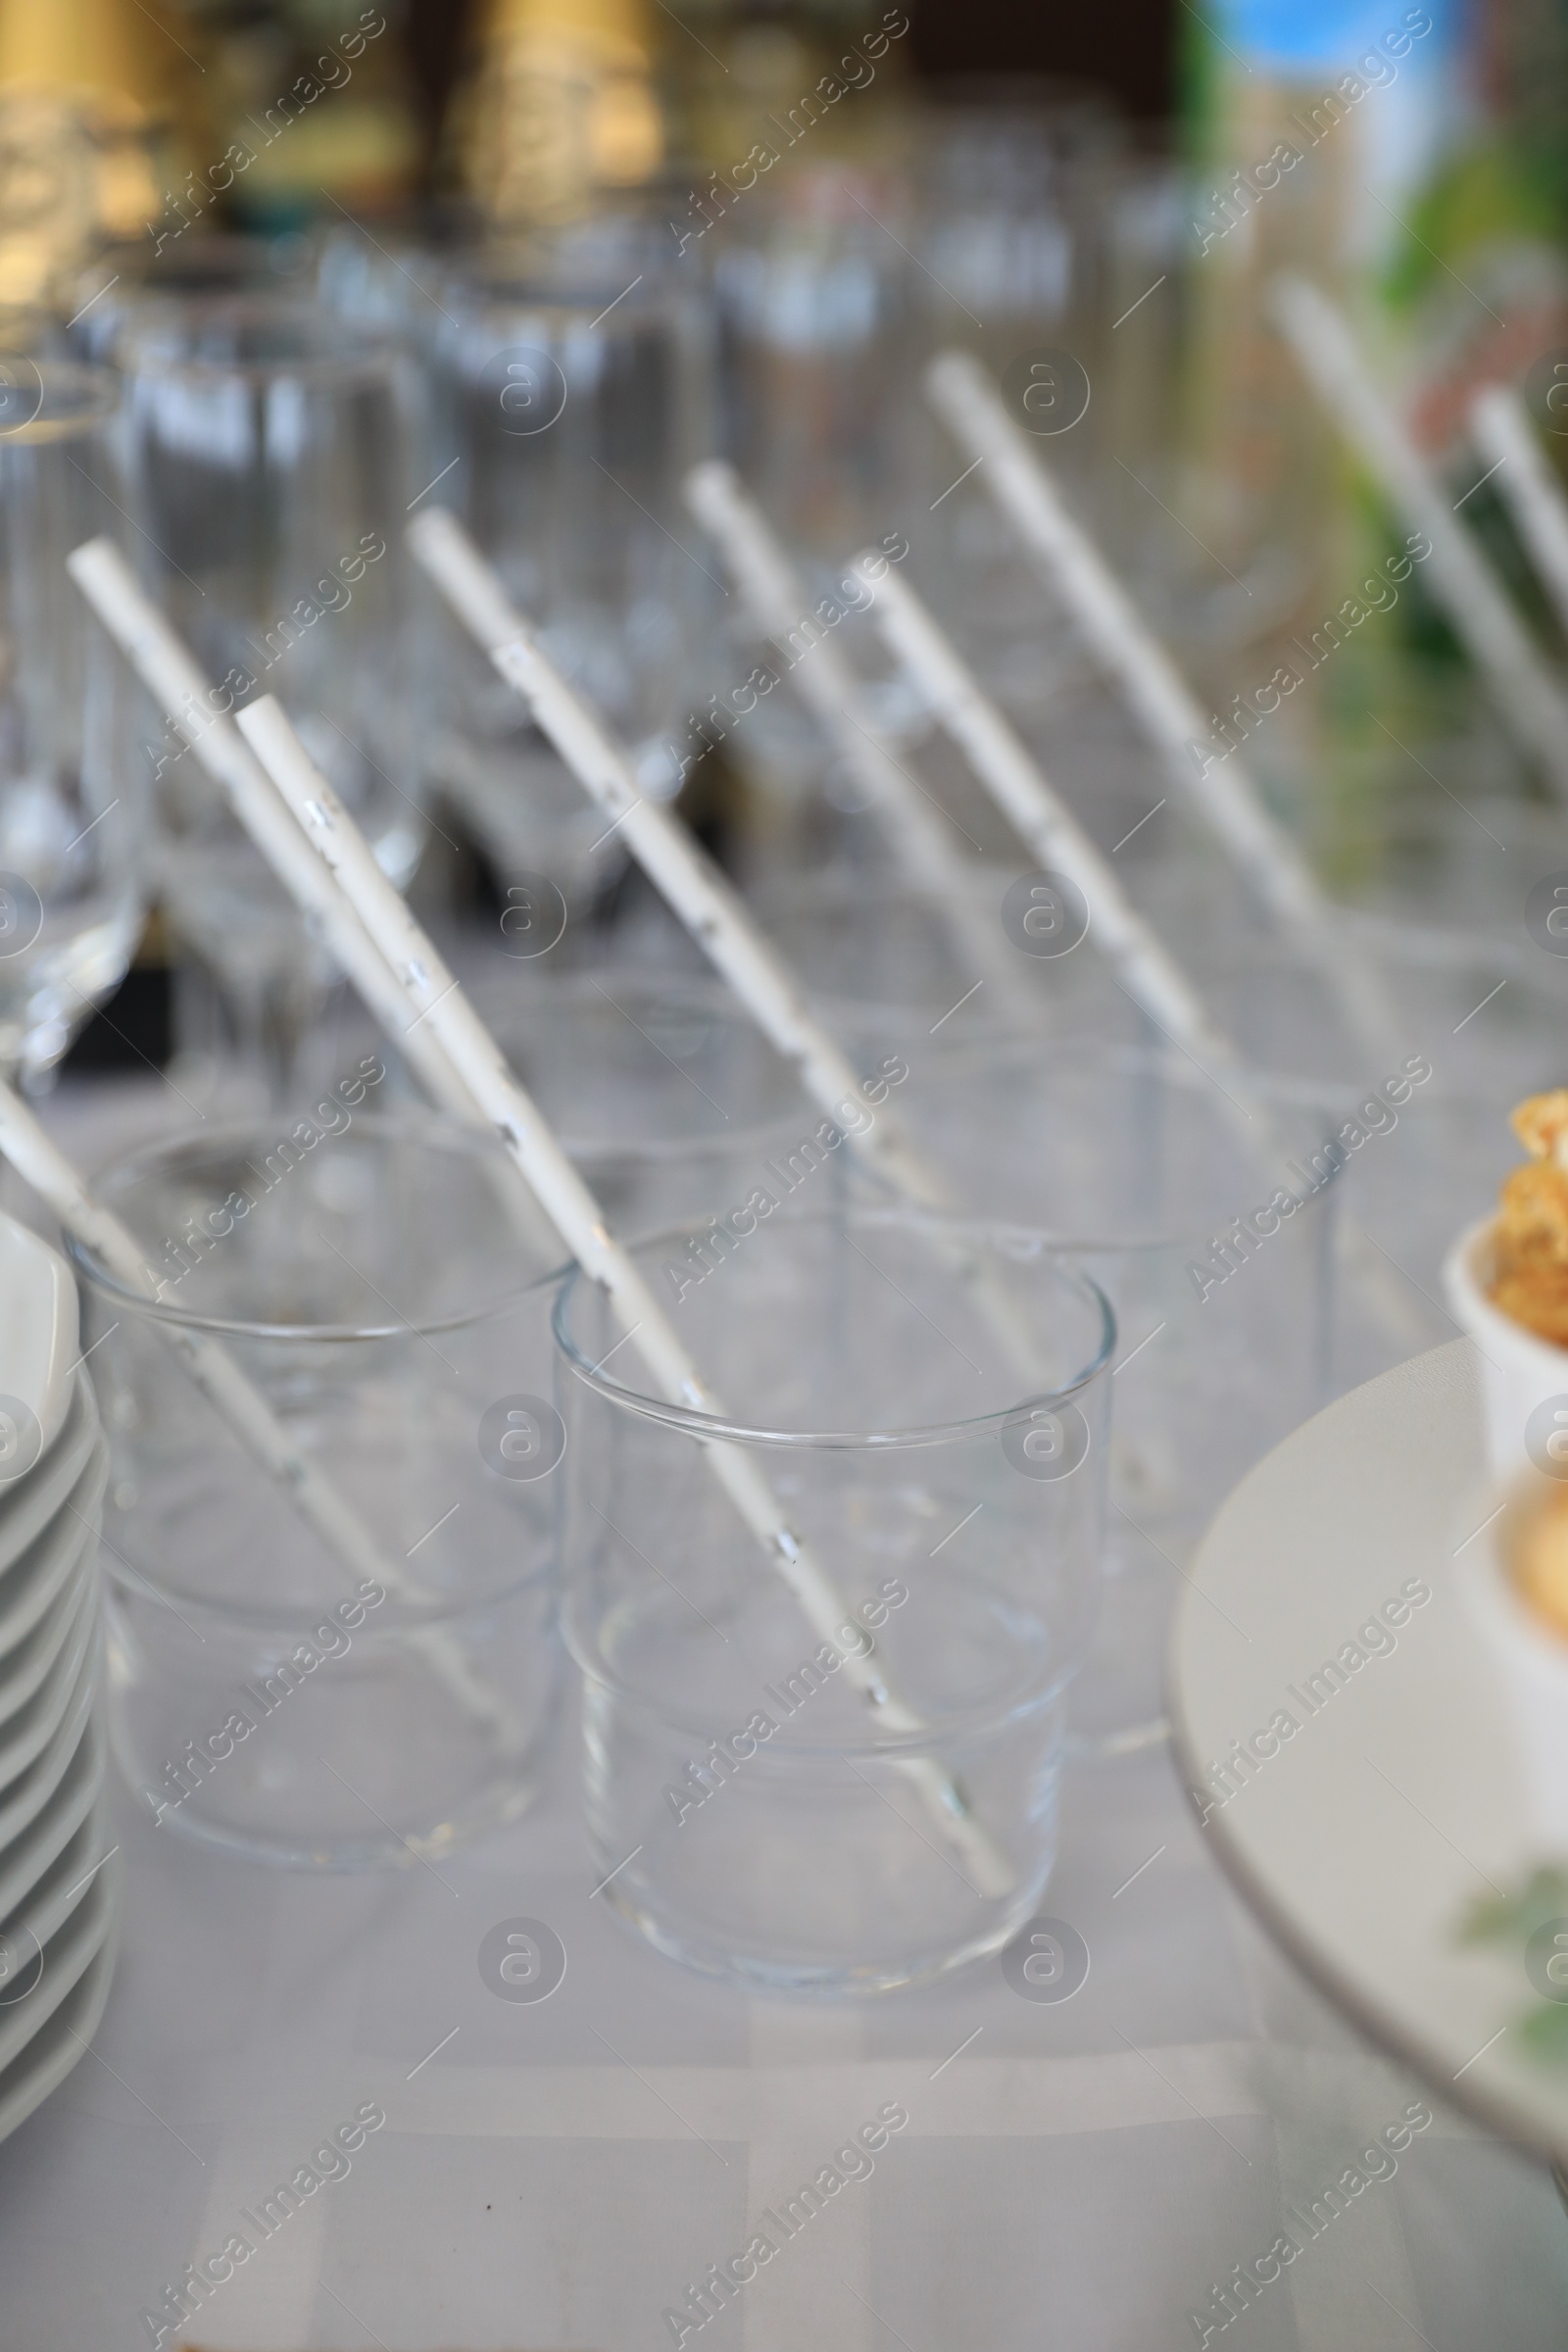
[
  {"x1": 579, "y1": 1657, "x2": 1068, "y2": 1996},
  {"x1": 592, "y1": 1848, "x2": 1058, "y2": 1999}
]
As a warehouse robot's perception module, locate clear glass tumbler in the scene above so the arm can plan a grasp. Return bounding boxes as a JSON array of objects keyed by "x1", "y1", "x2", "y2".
[
  {"x1": 69, "y1": 1112, "x2": 566, "y2": 1870},
  {"x1": 0, "y1": 360, "x2": 147, "y2": 1083},
  {"x1": 556, "y1": 1203, "x2": 1114, "y2": 1993},
  {"x1": 472, "y1": 967, "x2": 840, "y2": 1234},
  {"x1": 117, "y1": 297, "x2": 427, "y2": 1100},
  {"x1": 847, "y1": 1034, "x2": 1343, "y2": 1750},
  {"x1": 751, "y1": 868, "x2": 1140, "y2": 1052}
]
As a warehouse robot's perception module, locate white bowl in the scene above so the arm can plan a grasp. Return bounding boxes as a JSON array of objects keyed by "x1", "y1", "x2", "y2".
[
  {"x1": 1443, "y1": 1216, "x2": 1568, "y2": 1488},
  {"x1": 1459, "y1": 1493, "x2": 1568, "y2": 1850}
]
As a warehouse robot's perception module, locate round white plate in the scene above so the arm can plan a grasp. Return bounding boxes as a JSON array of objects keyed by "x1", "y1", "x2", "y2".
[
  {"x1": 0, "y1": 1440, "x2": 108, "y2": 1664},
  {"x1": 0, "y1": 1686, "x2": 99, "y2": 1857},
  {"x1": 0, "y1": 1718, "x2": 103, "y2": 1930},
  {"x1": 0, "y1": 1587, "x2": 97, "y2": 1795},
  {"x1": 0, "y1": 1923, "x2": 117, "y2": 2147},
  {"x1": 3, "y1": 1794, "x2": 113, "y2": 1964},
  {"x1": 0, "y1": 1561, "x2": 95, "y2": 1749},
  {"x1": 0, "y1": 1374, "x2": 99, "y2": 1589},
  {"x1": 0, "y1": 1848, "x2": 116, "y2": 2078},
  {"x1": 0, "y1": 1213, "x2": 78, "y2": 1473},
  {"x1": 0, "y1": 1564, "x2": 92, "y2": 1735},
  {"x1": 1171, "y1": 1336, "x2": 1568, "y2": 2160}
]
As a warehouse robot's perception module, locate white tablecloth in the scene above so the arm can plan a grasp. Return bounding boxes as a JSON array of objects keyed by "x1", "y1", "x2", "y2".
[
  {"x1": 2, "y1": 1080, "x2": 1566, "y2": 2351},
  {"x1": 5, "y1": 1714, "x2": 1568, "y2": 2352}
]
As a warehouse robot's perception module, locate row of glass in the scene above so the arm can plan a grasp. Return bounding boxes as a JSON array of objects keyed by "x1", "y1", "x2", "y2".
[
  {"x1": 74, "y1": 1100, "x2": 1256, "y2": 1992},
  {"x1": 0, "y1": 172, "x2": 1554, "y2": 1999}
]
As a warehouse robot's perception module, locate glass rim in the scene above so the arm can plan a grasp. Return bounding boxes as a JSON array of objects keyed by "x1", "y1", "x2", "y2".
[
  {"x1": 553, "y1": 1203, "x2": 1116, "y2": 1449},
  {"x1": 474, "y1": 968, "x2": 808, "y2": 1165},
  {"x1": 437, "y1": 250, "x2": 677, "y2": 327},
  {"x1": 858, "y1": 1036, "x2": 1349, "y2": 1246},
  {"x1": 0, "y1": 358, "x2": 119, "y2": 444},
  {"x1": 565, "y1": 1112, "x2": 819, "y2": 1169},
  {"x1": 67, "y1": 1111, "x2": 569, "y2": 1340},
  {"x1": 906, "y1": 1026, "x2": 1352, "y2": 1115},
  {"x1": 114, "y1": 295, "x2": 404, "y2": 387}
]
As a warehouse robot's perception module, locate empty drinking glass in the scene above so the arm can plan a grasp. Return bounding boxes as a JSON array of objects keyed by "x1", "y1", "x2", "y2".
[
  {"x1": 0, "y1": 360, "x2": 146, "y2": 1084},
  {"x1": 71, "y1": 1113, "x2": 565, "y2": 1869},
  {"x1": 473, "y1": 966, "x2": 822, "y2": 1233},
  {"x1": 840, "y1": 1034, "x2": 1343, "y2": 1749},
  {"x1": 423, "y1": 235, "x2": 709, "y2": 898},
  {"x1": 714, "y1": 161, "x2": 917, "y2": 565},
  {"x1": 117, "y1": 297, "x2": 427, "y2": 1102},
  {"x1": 557, "y1": 1202, "x2": 1114, "y2": 1991}
]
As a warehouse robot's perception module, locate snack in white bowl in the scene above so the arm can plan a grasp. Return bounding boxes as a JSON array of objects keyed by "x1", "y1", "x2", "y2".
[
  {"x1": 1444, "y1": 1092, "x2": 1568, "y2": 1488},
  {"x1": 1461, "y1": 1476, "x2": 1568, "y2": 1848}
]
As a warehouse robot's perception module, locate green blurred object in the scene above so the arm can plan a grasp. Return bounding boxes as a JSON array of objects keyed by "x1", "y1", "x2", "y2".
[
  {"x1": 172, "y1": 0, "x2": 423, "y2": 231},
  {"x1": 1177, "y1": 0, "x2": 1568, "y2": 900}
]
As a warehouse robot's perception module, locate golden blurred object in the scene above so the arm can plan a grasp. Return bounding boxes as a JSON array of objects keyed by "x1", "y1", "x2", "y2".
[
  {"x1": 1510, "y1": 1482, "x2": 1568, "y2": 1641},
  {"x1": 1513, "y1": 1088, "x2": 1568, "y2": 1168},
  {"x1": 0, "y1": 0, "x2": 183, "y2": 304},
  {"x1": 1491, "y1": 1091, "x2": 1568, "y2": 1345},
  {"x1": 450, "y1": 0, "x2": 663, "y2": 228},
  {"x1": 1493, "y1": 1260, "x2": 1568, "y2": 1348},
  {"x1": 0, "y1": 0, "x2": 168, "y2": 101}
]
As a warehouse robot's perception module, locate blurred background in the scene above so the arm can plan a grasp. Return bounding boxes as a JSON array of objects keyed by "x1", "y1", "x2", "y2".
[{"x1": 3, "y1": 0, "x2": 1563, "y2": 1089}]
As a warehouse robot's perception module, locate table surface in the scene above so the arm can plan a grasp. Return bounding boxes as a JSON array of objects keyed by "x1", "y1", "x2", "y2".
[{"x1": 3, "y1": 1079, "x2": 1568, "y2": 2352}]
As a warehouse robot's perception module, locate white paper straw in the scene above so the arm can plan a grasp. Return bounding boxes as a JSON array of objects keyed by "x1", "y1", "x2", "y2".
[
  {"x1": 1470, "y1": 383, "x2": 1568, "y2": 641},
  {"x1": 923, "y1": 349, "x2": 1403, "y2": 1060},
  {"x1": 407, "y1": 509, "x2": 1051, "y2": 1388},
  {"x1": 683, "y1": 459, "x2": 1040, "y2": 1027},
  {"x1": 855, "y1": 556, "x2": 1430, "y2": 1352},
  {"x1": 855, "y1": 559, "x2": 1248, "y2": 1086},
  {"x1": 1272, "y1": 277, "x2": 1568, "y2": 803},
  {"x1": 65, "y1": 537, "x2": 562, "y2": 1273},
  {"x1": 0, "y1": 1076, "x2": 527, "y2": 1751},
  {"x1": 71, "y1": 530, "x2": 1015, "y2": 1882},
  {"x1": 410, "y1": 511, "x2": 953, "y2": 1207},
  {"x1": 63, "y1": 539, "x2": 560, "y2": 1751},
  {"x1": 66, "y1": 545, "x2": 494, "y2": 1134},
  {"x1": 232, "y1": 693, "x2": 1017, "y2": 1899}
]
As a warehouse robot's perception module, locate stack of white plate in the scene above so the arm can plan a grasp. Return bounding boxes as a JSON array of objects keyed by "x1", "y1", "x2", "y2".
[{"x1": 0, "y1": 1211, "x2": 116, "y2": 2146}]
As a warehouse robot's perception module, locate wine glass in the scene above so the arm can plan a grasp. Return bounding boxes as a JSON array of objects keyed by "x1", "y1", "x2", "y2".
[
  {"x1": 117, "y1": 296, "x2": 426, "y2": 1107},
  {"x1": 421, "y1": 225, "x2": 710, "y2": 909},
  {"x1": 0, "y1": 359, "x2": 147, "y2": 1087}
]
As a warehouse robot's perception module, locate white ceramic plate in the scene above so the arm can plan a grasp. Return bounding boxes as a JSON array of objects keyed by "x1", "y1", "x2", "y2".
[
  {"x1": 0, "y1": 1922, "x2": 117, "y2": 2147},
  {"x1": 0, "y1": 1373, "x2": 99, "y2": 1589},
  {"x1": 0, "y1": 1564, "x2": 92, "y2": 1735},
  {"x1": 0, "y1": 1718, "x2": 102, "y2": 1930},
  {"x1": 0, "y1": 1587, "x2": 97, "y2": 1796},
  {"x1": 2, "y1": 1793, "x2": 113, "y2": 1964},
  {"x1": 1170, "y1": 1337, "x2": 1568, "y2": 2161},
  {"x1": 0, "y1": 1214, "x2": 78, "y2": 1479},
  {"x1": 0, "y1": 1847, "x2": 116, "y2": 2078},
  {"x1": 0, "y1": 1440, "x2": 108, "y2": 1664},
  {"x1": 0, "y1": 1668, "x2": 98, "y2": 1857}
]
